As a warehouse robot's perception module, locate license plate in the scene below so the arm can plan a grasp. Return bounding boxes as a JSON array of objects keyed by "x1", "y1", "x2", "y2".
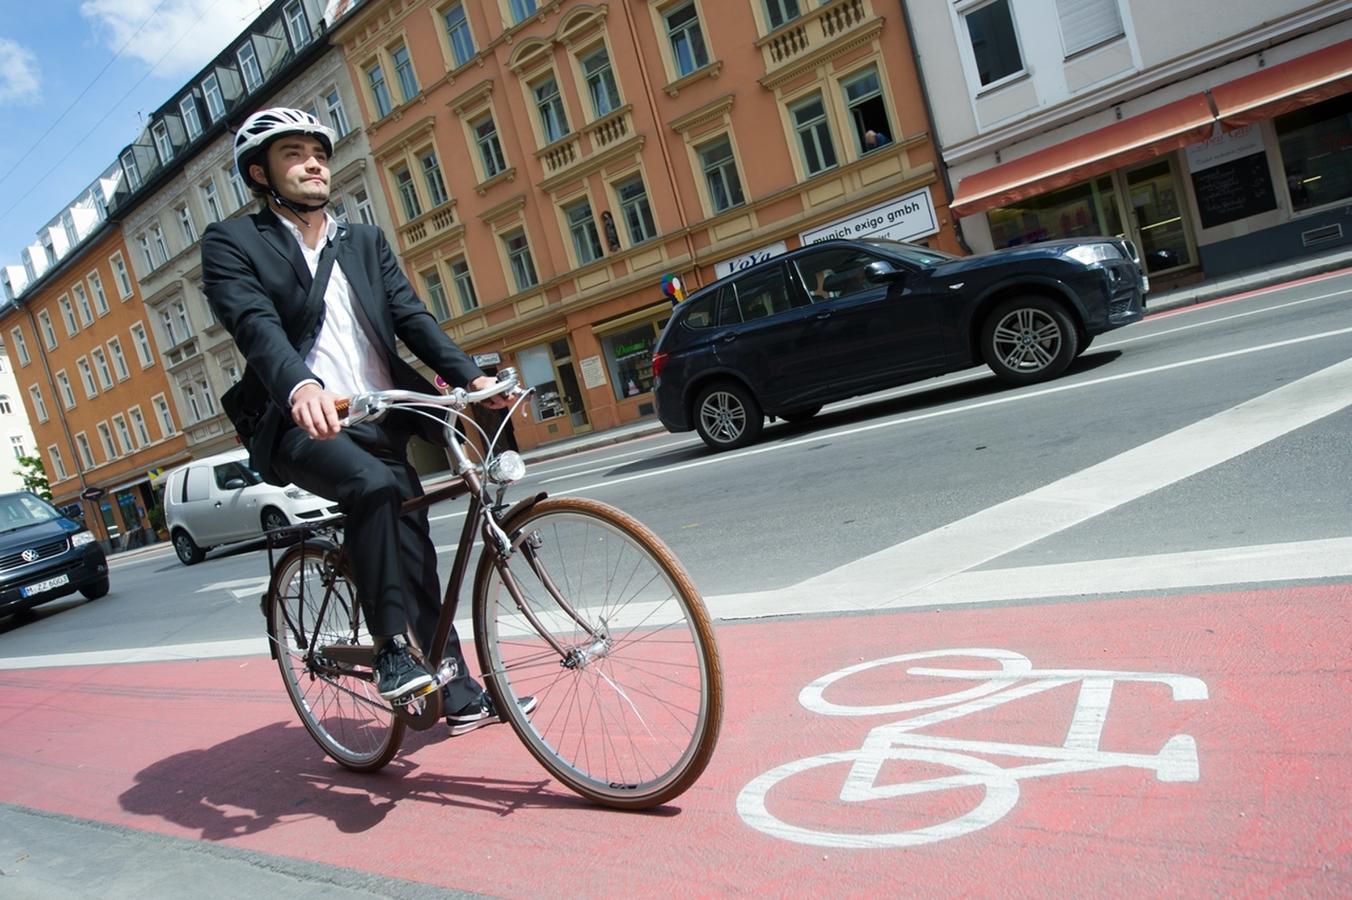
[{"x1": 20, "y1": 574, "x2": 69, "y2": 597}]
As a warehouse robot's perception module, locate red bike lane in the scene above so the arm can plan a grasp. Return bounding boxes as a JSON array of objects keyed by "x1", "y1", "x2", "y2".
[{"x1": 0, "y1": 583, "x2": 1348, "y2": 896}]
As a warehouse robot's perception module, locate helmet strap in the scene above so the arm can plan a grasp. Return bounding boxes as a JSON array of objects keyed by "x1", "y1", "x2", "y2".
[{"x1": 260, "y1": 160, "x2": 327, "y2": 227}]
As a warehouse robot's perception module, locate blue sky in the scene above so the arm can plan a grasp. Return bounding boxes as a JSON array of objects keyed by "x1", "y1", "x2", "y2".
[{"x1": 0, "y1": 0, "x2": 262, "y2": 270}]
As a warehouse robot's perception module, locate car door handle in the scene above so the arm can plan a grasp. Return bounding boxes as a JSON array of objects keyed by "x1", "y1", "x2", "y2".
[
  {"x1": 720, "y1": 333, "x2": 738, "y2": 342},
  {"x1": 815, "y1": 310, "x2": 832, "y2": 320},
  {"x1": 214, "y1": 501, "x2": 222, "y2": 508}
]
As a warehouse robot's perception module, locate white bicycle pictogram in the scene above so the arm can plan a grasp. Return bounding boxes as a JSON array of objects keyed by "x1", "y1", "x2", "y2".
[{"x1": 737, "y1": 648, "x2": 1208, "y2": 849}]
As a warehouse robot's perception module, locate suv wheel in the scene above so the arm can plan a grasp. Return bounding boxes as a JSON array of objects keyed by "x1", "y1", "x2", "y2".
[
  {"x1": 981, "y1": 295, "x2": 1079, "y2": 385},
  {"x1": 173, "y1": 529, "x2": 206, "y2": 566},
  {"x1": 80, "y1": 577, "x2": 110, "y2": 600},
  {"x1": 261, "y1": 507, "x2": 289, "y2": 533},
  {"x1": 694, "y1": 382, "x2": 763, "y2": 451}
]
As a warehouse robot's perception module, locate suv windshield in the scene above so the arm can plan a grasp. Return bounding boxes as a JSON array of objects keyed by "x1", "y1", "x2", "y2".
[
  {"x1": 0, "y1": 492, "x2": 62, "y2": 532},
  {"x1": 864, "y1": 239, "x2": 958, "y2": 267}
]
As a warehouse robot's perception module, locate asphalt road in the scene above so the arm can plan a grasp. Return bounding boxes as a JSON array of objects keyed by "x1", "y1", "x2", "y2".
[{"x1": 1, "y1": 270, "x2": 1349, "y2": 897}]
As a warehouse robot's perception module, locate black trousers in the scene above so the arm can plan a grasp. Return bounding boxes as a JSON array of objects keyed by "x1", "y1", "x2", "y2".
[{"x1": 271, "y1": 416, "x2": 482, "y2": 710}]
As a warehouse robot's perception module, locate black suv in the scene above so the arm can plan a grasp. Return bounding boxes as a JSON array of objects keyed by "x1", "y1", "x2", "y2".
[
  {"x1": 652, "y1": 237, "x2": 1146, "y2": 450},
  {"x1": 0, "y1": 491, "x2": 109, "y2": 619}
]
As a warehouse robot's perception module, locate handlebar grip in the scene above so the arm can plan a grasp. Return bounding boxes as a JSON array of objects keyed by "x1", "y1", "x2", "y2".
[{"x1": 334, "y1": 397, "x2": 351, "y2": 418}]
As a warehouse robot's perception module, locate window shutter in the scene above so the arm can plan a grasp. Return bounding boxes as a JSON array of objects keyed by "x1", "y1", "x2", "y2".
[{"x1": 1056, "y1": 0, "x2": 1124, "y2": 56}]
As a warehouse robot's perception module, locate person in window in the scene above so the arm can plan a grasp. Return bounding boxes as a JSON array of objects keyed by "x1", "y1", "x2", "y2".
[
  {"x1": 863, "y1": 129, "x2": 891, "y2": 152},
  {"x1": 202, "y1": 107, "x2": 535, "y2": 735}
]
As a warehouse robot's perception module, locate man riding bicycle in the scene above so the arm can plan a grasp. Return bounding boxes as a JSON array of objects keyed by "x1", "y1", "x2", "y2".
[{"x1": 201, "y1": 107, "x2": 534, "y2": 734}]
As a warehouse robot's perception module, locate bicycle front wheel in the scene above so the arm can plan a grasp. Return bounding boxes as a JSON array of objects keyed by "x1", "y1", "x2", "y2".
[
  {"x1": 473, "y1": 497, "x2": 723, "y2": 809},
  {"x1": 268, "y1": 542, "x2": 404, "y2": 772}
]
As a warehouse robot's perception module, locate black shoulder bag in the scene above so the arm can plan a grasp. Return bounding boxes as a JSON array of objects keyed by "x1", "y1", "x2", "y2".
[{"x1": 220, "y1": 238, "x2": 340, "y2": 444}]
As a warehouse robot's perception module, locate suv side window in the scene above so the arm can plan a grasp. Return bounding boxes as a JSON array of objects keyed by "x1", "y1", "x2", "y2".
[
  {"x1": 680, "y1": 293, "x2": 717, "y2": 330},
  {"x1": 727, "y1": 264, "x2": 796, "y2": 322},
  {"x1": 793, "y1": 247, "x2": 883, "y2": 302},
  {"x1": 184, "y1": 466, "x2": 211, "y2": 502}
]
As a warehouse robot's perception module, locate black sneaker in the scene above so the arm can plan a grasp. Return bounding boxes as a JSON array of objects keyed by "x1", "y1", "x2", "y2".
[
  {"x1": 447, "y1": 691, "x2": 538, "y2": 736},
  {"x1": 374, "y1": 638, "x2": 433, "y2": 700}
]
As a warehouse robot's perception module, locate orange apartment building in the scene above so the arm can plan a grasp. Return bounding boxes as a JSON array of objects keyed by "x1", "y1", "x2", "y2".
[
  {"x1": 332, "y1": 0, "x2": 959, "y2": 450},
  {"x1": 0, "y1": 227, "x2": 190, "y2": 546}
]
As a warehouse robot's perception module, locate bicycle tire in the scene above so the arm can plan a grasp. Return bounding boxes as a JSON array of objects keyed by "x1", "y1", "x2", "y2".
[
  {"x1": 472, "y1": 497, "x2": 722, "y2": 809},
  {"x1": 268, "y1": 541, "x2": 404, "y2": 772}
]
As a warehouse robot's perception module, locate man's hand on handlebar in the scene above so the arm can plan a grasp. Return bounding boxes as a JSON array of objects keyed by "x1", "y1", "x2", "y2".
[
  {"x1": 291, "y1": 382, "x2": 345, "y2": 440},
  {"x1": 467, "y1": 374, "x2": 512, "y2": 410}
]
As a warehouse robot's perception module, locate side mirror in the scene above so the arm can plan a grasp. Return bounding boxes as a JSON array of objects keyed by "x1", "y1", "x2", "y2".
[
  {"x1": 224, "y1": 478, "x2": 248, "y2": 490},
  {"x1": 865, "y1": 260, "x2": 905, "y2": 284}
]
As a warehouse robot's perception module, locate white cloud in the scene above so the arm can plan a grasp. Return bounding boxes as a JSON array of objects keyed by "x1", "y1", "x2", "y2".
[
  {"x1": 80, "y1": 0, "x2": 265, "y2": 79},
  {"x1": 0, "y1": 38, "x2": 41, "y2": 105}
]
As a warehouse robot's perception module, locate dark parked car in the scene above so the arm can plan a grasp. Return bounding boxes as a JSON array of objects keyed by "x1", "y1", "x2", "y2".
[
  {"x1": 652, "y1": 237, "x2": 1146, "y2": 450},
  {"x1": 0, "y1": 491, "x2": 109, "y2": 619}
]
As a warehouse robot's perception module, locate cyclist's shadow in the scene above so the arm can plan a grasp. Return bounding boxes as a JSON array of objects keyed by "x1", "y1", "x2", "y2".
[{"x1": 118, "y1": 720, "x2": 589, "y2": 839}]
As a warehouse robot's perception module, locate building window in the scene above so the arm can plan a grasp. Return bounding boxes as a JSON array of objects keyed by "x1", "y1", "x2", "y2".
[
  {"x1": 504, "y1": 229, "x2": 538, "y2": 292},
  {"x1": 352, "y1": 188, "x2": 376, "y2": 225},
  {"x1": 422, "y1": 269, "x2": 452, "y2": 321},
  {"x1": 113, "y1": 415, "x2": 134, "y2": 455},
  {"x1": 765, "y1": 0, "x2": 801, "y2": 30},
  {"x1": 153, "y1": 394, "x2": 176, "y2": 437},
  {"x1": 129, "y1": 407, "x2": 152, "y2": 446},
  {"x1": 201, "y1": 179, "x2": 223, "y2": 223},
  {"x1": 162, "y1": 300, "x2": 193, "y2": 345},
  {"x1": 91, "y1": 348, "x2": 113, "y2": 389},
  {"x1": 1056, "y1": 0, "x2": 1124, "y2": 56},
  {"x1": 698, "y1": 136, "x2": 745, "y2": 212},
  {"x1": 183, "y1": 382, "x2": 204, "y2": 422},
  {"x1": 88, "y1": 272, "x2": 109, "y2": 315},
  {"x1": 47, "y1": 446, "x2": 68, "y2": 481},
  {"x1": 1277, "y1": 92, "x2": 1352, "y2": 214},
  {"x1": 443, "y1": 3, "x2": 476, "y2": 67},
  {"x1": 77, "y1": 358, "x2": 98, "y2": 398},
  {"x1": 324, "y1": 89, "x2": 350, "y2": 137},
  {"x1": 110, "y1": 252, "x2": 133, "y2": 298},
  {"x1": 58, "y1": 296, "x2": 79, "y2": 336},
  {"x1": 179, "y1": 95, "x2": 202, "y2": 140},
  {"x1": 450, "y1": 258, "x2": 478, "y2": 311},
  {"x1": 130, "y1": 322, "x2": 155, "y2": 367},
  {"x1": 152, "y1": 121, "x2": 173, "y2": 165},
  {"x1": 615, "y1": 176, "x2": 656, "y2": 245},
  {"x1": 791, "y1": 91, "x2": 837, "y2": 176},
  {"x1": 392, "y1": 43, "x2": 419, "y2": 103},
  {"x1": 177, "y1": 206, "x2": 198, "y2": 244},
  {"x1": 138, "y1": 235, "x2": 155, "y2": 271},
  {"x1": 203, "y1": 73, "x2": 226, "y2": 121},
  {"x1": 10, "y1": 328, "x2": 29, "y2": 366},
  {"x1": 842, "y1": 67, "x2": 892, "y2": 154},
  {"x1": 73, "y1": 285, "x2": 94, "y2": 326},
  {"x1": 565, "y1": 198, "x2": 604, "y2": 264},
  {"x1": 108, "y1": 338, "x2": 130, "y2": 380},
  {"x1": 37, "y1": 310, "x2": 57, "y2": 350},
  {"x1": 217, "y1": 351, "x2": 239, "y2": 384},
  {"x1": 284, "y1": 0, "x2": 311, "y2": 47},
  {"x1": 965, "y1": 0, "x2": 1023, "y2": 86},
  {"x1": 665, "y1": 2, "x2": 709, "y2": 77},
  {"x1": 227, "y1": 167, "x2": 250, "y2": 209},
  {"x1": 56, "y1": 371, "x2": 76, "y2": 409},
  {"x1": 151, "y1": 224, "x2": 169, "y2": 265},
  {"x1": 0, "y1": 395, "x2": 9, "y2": 415},
  {"x1": 97, "y1": 422, "x2": 116, "y2": 460},
  {"x1": 581, "y1": 46, "x2": 620, "y2": 118},
  {"x1": 473, "y1": 114, "x2": 507, "y2": 178},
  {"x1": 75, "y1": 433, "x2": 95, "y2": 470},
  {"x1": 330, "y1": 196, "x2": 348, "y2": 223},
  {"x1": 420, "y1": 150, "x2": 450, "y2": 207},
  {"x1": 393, "y1": 166, "x2": 422, "y2": 221},
  {"x1": 122, "y1": 150, "x2": 142, "y2": 191},
  {"x1": 367, "y1": 62, "x2": 393, "y2": 117},
  {"x1": 29, "y1": 385, "x2": 48, "y2": 422},
  {"x1": 238, "y1": 40, "x2": 263, "y2": 91},
  {"x1": 10, "y1": 435, "x2": 24, "y2": 458},
  {"x1": 533, "y1": 75, "x2": 569, "y2": 144},
  {"x1": 509, "y1": 0, "x2": 538, "y2": 25}
]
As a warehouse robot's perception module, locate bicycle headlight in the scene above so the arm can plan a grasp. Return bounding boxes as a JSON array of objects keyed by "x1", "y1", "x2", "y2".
[{"x1": 487, "y1": 451, "x2": 526, "y2": 484}]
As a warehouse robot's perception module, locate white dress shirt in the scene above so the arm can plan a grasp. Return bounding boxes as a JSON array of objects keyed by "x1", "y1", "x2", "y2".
[{"x1": 279, "y1": 213, "x2": 394, "y2": 402}]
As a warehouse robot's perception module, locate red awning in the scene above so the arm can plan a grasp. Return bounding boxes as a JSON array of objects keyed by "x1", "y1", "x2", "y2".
[
  {"x1": 950, "y1": 93, "x2": 1216, "y2": 217},
  {"x1": 1211, "y1": 37, "x2": 1352, "y2": 128}
]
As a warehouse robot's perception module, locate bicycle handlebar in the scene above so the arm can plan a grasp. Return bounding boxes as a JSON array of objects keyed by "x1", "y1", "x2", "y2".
[{"x1": 338, "y1": 370, "x2": 522, "y2": 423}]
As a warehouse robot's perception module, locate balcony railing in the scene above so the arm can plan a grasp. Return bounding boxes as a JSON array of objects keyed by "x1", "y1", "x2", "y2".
[
  {"x1": 759, "y1": 0, "x2": 873, "y2": 81},
  {"x1": 398, "y1": 201, "x2": 460, "y2": 251},
  {"x1": 536, "y1": 106, "x2": 636, "y2": 184}
]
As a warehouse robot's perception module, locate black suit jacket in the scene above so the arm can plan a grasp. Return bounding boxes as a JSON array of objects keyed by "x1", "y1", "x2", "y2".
[{"x1": 201, "y1": 207, "x2": 482, "y2": 483}]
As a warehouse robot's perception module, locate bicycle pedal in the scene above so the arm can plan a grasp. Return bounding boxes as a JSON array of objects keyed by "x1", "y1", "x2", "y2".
[{"x1": 392, "y1": 680, "x2": 439, "y2": 705}]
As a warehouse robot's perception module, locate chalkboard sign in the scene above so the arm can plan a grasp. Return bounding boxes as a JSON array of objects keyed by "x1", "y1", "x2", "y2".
[{"x1": 1190, "y1": 151, "x2": 1277, "y2": 229}]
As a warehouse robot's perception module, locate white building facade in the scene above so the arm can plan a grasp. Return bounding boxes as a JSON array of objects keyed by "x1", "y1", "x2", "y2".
[
  {"x1": 905, "y1": 0, "x2": 1352, "y2": 282},
  {"x1": 0, "y1": 348, "x2": 38, "y2": 494}
]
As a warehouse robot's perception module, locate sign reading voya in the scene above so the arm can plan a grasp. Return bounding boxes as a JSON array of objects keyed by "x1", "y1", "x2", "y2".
[{"x1": 799, "y1": 187, "x2": 938, "y2": 245}]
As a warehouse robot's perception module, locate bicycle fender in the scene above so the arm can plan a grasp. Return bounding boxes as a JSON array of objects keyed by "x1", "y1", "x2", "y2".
[{"x1": 499, "y1": 492, "x2": 549, "y2": 530}]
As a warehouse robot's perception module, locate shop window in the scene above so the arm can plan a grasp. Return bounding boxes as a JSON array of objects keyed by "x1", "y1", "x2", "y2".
[
  {"x1": 1277, "y1": 92, "x2": 1352, "y2": 214},
  {"x1": 601, "y1": 318, "x2": 669, "y2": 401},
  {"x1": 988, "y1": 175, "x2": 1122, "y2": 248},
  {"x1": 517, "y1": 339, "x2": 587, "y2": 428},
  {"x1": 842, "y1": 67, "x2": 892, "y2": 155},
  {"x1": 964, "y1": 0, "x2": 1024, "y2": 87}
]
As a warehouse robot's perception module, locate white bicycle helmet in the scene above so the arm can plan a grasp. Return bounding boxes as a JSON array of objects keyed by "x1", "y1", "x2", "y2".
[{"x1": 233, "y1": 107, "x2": 337, "y2": 190}]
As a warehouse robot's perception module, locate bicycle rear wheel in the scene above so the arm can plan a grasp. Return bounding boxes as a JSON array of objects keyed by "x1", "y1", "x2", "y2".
[
  {"x1": 473, "y1": 497, "x2": 723, "y2": 809},
  {"x1": 268, "y1": 542, "x2": 403, "y2": 772}
]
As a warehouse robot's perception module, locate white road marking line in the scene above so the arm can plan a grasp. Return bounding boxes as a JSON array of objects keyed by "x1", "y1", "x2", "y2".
[
  {"x1": 712, "y1": 355, "x2": 1352, "y2": 617},
  {"x1": 1098, "y1": 288, "x2": 1352, "y2": 349}
]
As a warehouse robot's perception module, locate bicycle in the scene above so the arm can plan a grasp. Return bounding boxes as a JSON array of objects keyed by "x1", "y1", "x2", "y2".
[{"x1": 260, "y1": 370, "x2": 723, "y2": 809}]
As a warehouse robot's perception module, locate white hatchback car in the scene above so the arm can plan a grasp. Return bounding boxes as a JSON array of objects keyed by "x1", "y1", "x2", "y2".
[{"x1": 163, "y1": 448, "x2": 337, "y2": 565}]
